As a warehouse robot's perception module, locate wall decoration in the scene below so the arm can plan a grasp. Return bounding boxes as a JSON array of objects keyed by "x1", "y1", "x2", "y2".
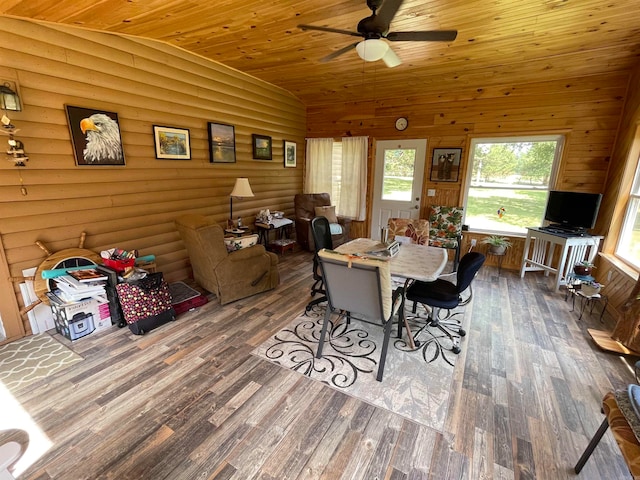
[
  {"x1": 153, "y1": 125, "x2": 191, "y2": 160},
  {"x1": 208, "y1": 122, "x2": 236, "y2": 163},
  {"x1": 430, "y1": 148, "x2": 462, "y2": 182},
  {"x1": 252, "y1": 134, "x2": 272, "y2": 160},
  {"x1": 65, "y1": 105, "x2": 125, "y2": 166},
  {"x1": 284, "y1": 140, "x2": 297, "y2": 168}
]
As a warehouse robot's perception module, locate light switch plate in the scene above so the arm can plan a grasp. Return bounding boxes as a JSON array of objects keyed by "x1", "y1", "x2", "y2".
[{"x1": 427, "y1": 189, "x2": 436, "y2": 196}]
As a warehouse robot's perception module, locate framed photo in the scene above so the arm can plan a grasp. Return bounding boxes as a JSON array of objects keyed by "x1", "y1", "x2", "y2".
[
  {"x1": 284, "y1": 140, "x2": 296, "y2": 168},
  {"x1": 208, "y1": 122, "x2": 236, "y2": 163},
  {"x1": 430, "y1": 148, "x2": 462, "y2": 182},
  {"x1": 65, "y1": 105, "x2": 125, "y2": 166},
  {"x1": 252, "y1": 134, "x2": 272, "y2": 160},
  {"x1": 153, "y1": 125, "x2": 191, "y2": 160}
]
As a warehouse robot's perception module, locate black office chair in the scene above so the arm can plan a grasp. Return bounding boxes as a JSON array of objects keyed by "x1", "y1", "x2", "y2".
[
  {"x1": 305, "y1": 216, "x2": 333, "y2": 311},
  {"x1": 404, "y1": 252, "x2": 485, "y2": 354}
]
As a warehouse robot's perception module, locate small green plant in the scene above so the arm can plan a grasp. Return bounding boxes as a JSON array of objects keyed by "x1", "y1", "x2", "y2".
[
  {"x1": 576, "y1": 260, "x2": 595, "y2": 268},
  {"x1": 481, "y1": 235, "x2": 512, "y2": 248}
]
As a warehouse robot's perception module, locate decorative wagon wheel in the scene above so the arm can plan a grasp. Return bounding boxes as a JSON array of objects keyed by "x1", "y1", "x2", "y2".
[{"x1": 10, "y1": 232, "x2": 101, "y2": 316}]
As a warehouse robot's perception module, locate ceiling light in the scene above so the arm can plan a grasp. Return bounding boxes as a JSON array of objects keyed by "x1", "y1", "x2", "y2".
[{"x1": 355, "y1": 39, "x2": 389, "y2": 62}]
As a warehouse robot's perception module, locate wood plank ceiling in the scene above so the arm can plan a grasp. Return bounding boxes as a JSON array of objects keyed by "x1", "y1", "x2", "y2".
[{"x1": 2, "y1": 0, "x2": 640, "y2": 108}]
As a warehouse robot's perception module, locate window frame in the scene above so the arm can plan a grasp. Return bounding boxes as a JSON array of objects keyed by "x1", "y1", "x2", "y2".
[{"x1": 462, "y1": 134, "x2": 565, "y2": 236}]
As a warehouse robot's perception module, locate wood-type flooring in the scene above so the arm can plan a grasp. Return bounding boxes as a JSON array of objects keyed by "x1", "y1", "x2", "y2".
[{"x1": 8, "y1": 250, "x2": 637, "y2": 479}]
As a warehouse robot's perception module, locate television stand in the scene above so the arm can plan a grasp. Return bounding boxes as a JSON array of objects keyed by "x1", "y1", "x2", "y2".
[{"x1": 520, "y1": 227, "x2": 603, "y2": 292}]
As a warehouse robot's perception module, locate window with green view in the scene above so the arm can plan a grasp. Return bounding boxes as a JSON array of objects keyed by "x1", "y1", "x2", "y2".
[{"x1": 464, "y1": 136, "x2": 564, "y2": 235}]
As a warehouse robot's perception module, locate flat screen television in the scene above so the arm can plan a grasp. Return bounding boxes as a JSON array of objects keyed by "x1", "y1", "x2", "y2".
[{"x1": 543, "y1": 190, "x2": 603, "y2": 232}]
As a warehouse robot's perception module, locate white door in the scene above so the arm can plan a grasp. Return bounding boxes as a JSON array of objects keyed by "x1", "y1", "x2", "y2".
[{"x1": 370, "y1": 139, "x2": 427, "y2": 239}]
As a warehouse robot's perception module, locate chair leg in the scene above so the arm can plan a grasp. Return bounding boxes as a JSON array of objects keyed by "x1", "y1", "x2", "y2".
[
  {"x1": 377, "y1": 316, "x2": 393, "y2": 381},
  {"x1": 316, "y1": 308, "x2": 332, "y2": 358},
  {"x1": 574, "y1": 418, "x2": 609, "y2": 473}
]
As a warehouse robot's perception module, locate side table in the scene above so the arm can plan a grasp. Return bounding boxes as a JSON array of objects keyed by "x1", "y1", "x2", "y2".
[
  {"x1": 565, "y1": 281, "x2": 608, "y2": 321},
  {"x1": 255, "y1": 218, "x2": 296, "y2": 252},
  {"x1": 224, "y1": 227, "x2": 250, "y2": 237}
]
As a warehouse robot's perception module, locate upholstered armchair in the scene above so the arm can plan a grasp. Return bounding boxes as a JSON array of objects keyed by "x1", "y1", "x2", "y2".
[
  {"x1": 387, "y1": 218, "x2": 430, "y2": 245},
  {"x1": 294, "y1": 193, "x2": 351, "y2": 251},
  {"x1": 427, "y1": 205, "x2": 464, "y2": 269},
  {"x1": 175, "y1": 214, "x2": 279, "y2": 305}
]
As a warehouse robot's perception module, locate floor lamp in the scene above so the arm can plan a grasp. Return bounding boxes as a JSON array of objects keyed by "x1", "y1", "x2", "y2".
[{"x1": 229, "y1": 177, "x2": 254, "y2": 228}]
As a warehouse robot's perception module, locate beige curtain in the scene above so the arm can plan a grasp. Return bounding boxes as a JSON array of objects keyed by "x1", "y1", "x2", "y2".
[
  {"x1": 305, "y1": 136, "x2": 368, "y2": 221},
  {"x1": 304, "y1": 138, "x2": 333, "y2": 194},
  {"x1": 340, "y1": 136, "x2": 368, "y2": 221}
]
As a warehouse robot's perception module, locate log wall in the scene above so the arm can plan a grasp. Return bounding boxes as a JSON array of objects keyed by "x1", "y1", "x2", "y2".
[{"x1": 0, "y1": 17, "x2": 305, "y2": 340}]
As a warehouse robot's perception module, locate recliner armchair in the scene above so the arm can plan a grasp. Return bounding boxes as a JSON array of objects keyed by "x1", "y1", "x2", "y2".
[
  {"x1": 294, "y1": 193, "x2": 351, "y2": 251},
  {"x1": 175, "y1": 214, "x2": 279, "y2": 305}
]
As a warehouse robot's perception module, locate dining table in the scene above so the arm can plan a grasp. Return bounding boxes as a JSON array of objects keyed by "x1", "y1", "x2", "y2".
[{"x1": 335, "y1": 238, "x2": 448, "y2": 348}]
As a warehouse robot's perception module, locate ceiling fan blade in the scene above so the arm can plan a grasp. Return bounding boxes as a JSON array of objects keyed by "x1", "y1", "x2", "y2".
[
  {"x1": 386, "y1": 30, "x2": 458, "y2": 42},
  {"x1": 320, "y1": 42, "x2": 359, "y2": 62},
  {"x1": 382, "y1": 46, "x2": 402, "y2": 68},
  {"x1": 298, "y1": 24, "x2": 362, "y2": 38},
  {"x1": 376, "y1": 0, "x2": 404, "y2": 30}
]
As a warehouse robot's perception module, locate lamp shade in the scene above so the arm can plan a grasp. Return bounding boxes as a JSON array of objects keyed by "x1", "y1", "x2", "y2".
[
  {"x1": 230, "y1": 177, "x2": 254, "y2": 198},
  {"x1": 355, "y1": 39, "x2": 389, "y2": 62}
]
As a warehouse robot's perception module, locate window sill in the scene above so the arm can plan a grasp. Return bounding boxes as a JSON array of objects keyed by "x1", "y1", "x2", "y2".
[{"x1": 599, "y1": 253, "x2": 639, "y2": 282}]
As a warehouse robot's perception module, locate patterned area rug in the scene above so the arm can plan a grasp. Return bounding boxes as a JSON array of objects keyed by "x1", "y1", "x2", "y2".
[
  {"x1": 0, "y1": 334, "x2": 83, "y2": 390},
  {"x1": 252, "y1": 305, "x2": 461, "y2": 431}
]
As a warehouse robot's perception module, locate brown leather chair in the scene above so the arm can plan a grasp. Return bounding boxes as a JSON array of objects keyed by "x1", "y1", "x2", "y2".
[
  {"x1": 294, "y1": 193, "x2": 351, "y2": 251},
  {"x1": 175, "y1": 214, "x2": 279, "y2": 305}
]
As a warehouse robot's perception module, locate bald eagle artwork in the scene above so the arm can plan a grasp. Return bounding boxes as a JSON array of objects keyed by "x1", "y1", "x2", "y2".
[{"x1": 65, "y1": 106, "x2": 125, "y2": 166}]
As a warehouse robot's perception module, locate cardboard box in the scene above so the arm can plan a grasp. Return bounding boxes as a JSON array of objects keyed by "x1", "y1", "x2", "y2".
[{"x1": 48, "y1": 294, "x2": 111, "y2": 340}]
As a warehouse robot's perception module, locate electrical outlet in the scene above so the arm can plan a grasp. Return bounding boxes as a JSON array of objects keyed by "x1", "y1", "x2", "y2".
[{"x1": 470, "y1": 239, "x2": 477, "y2": 247}]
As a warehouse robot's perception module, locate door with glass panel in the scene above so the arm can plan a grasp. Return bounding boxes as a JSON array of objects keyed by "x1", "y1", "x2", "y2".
[{"x1": 370, "y1": 139, "x2": 427, "y2": 240}]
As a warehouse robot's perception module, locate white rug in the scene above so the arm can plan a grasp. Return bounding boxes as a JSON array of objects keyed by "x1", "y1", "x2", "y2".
[{"x1": 252, "y1": 305, "x2": 460, "y2": 431}]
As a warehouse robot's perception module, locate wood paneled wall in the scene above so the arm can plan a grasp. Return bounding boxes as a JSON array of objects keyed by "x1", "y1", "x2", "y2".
[
  {"x1": 591, "y1": 61, "x2": 640, "y2": 320},
  {"x1": 307, "y1": 73, "x2": 627, "y2": 270},
  {"x1": 0, "y1": 17, "x2": 305, "y2": 339}
]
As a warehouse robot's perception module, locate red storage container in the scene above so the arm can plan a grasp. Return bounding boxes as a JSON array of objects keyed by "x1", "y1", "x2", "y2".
[{"x1": 103, "y1": 257, "x2": 135, "y2": 271}]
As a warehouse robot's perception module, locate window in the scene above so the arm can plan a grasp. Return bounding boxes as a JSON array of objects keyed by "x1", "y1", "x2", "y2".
[
  {"x1": 463, "y1": 135, "x2": 564, "y2": 235},
  {"x1": 617, "y1": 155, "x2": 640, "y2": 267}
]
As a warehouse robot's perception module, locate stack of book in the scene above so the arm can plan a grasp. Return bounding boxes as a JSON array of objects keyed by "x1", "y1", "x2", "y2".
[{"x1": 52, "y1": 268, "x2": 108, "y2": 303}]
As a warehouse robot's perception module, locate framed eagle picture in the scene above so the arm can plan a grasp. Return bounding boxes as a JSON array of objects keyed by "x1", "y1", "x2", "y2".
[{"x1": 65, "y1": 105, "x2": 125, "y2": 166}]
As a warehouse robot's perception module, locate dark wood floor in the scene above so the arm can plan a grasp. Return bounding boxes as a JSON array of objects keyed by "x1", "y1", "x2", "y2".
[{"x1": 8, "y1": 250, "x2": 637, "y2": 479}]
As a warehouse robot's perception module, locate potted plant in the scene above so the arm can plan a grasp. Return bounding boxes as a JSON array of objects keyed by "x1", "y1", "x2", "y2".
[
  {"x1": 574, "y1": 260, "x2": 595, "y2": 276},
  {"x1": 481, "y1": 235, "x2": 512, "y2": 255}
]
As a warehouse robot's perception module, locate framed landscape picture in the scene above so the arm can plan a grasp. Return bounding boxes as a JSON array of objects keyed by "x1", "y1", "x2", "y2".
[
  {"x1": 252, "y1": 134, "x2": 272, "y2": 160},
  {"x1": 65, "y1": 105, "x2": 125, "y2": 166},
  {"x1": 208, "y1": 122, "x2": 236, "y2": 163},
  {"x1": 153, "y1": 125, "x2": 191, "y2": 160},
  {"x1": 284, "y1": 140, "x2": 296, "y2": 168},
  {"x1": 430, "y1": 148, "x2": 462, "y2": 182}
]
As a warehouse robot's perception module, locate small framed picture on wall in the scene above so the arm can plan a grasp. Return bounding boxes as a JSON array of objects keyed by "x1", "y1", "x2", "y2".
[
  {"x1": 430, "y1": 148, "x2": 462, "y2": 182},
  {"x1": 252, "y1": 134, "x2": 272, "y2": 160},
  {"x1": 284, "y1": 140, "x2": 296, "y2": 167}
]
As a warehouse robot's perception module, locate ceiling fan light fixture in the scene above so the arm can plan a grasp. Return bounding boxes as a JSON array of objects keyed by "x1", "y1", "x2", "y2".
[{"x1": 356, "y1": 39, "x2": 388, "y2": 62}]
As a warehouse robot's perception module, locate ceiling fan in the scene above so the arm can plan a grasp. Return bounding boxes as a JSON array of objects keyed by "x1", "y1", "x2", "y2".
[{"x1": 298, "y1": 0, "x2": 457, "y2": 68}]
